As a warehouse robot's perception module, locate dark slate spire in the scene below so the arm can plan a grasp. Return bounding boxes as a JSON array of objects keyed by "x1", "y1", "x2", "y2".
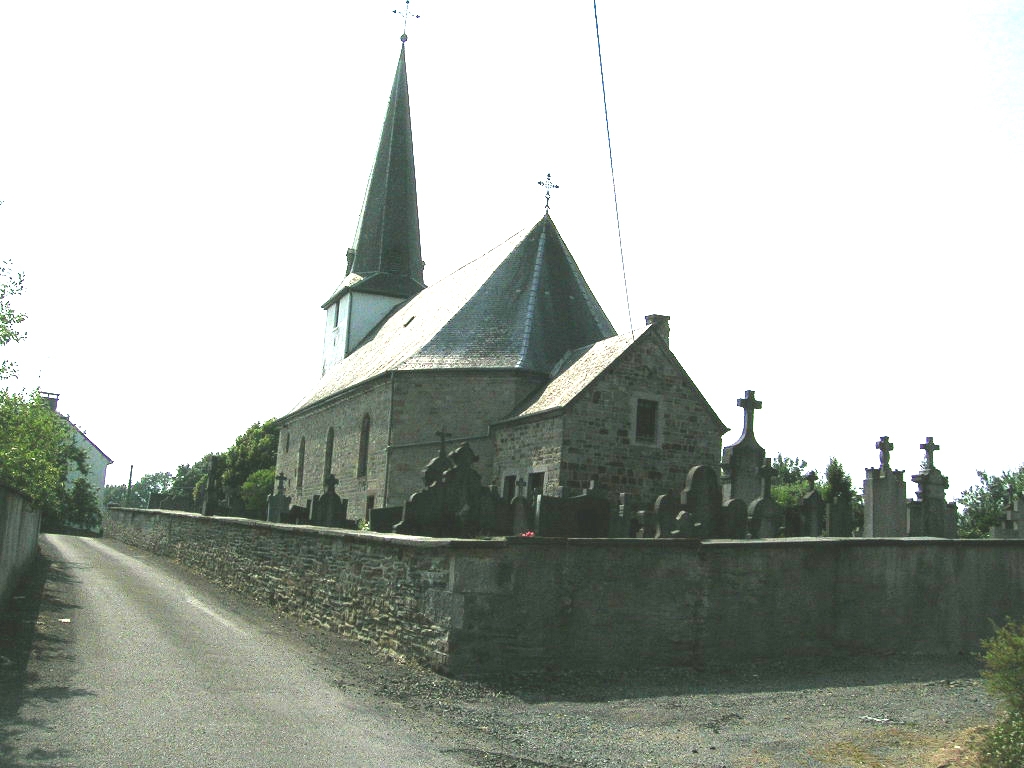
[{"x1": 329, "y1": 44, "x2": 424, "y2": 305}]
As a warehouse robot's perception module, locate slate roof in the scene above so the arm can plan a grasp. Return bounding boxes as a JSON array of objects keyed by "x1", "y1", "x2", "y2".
[
  {"x1": 323, "y1": 44, "x2": 423, "y2": 308},
  {"x1": 287, "y1": 214, "x2": 616, "y2": 416}
]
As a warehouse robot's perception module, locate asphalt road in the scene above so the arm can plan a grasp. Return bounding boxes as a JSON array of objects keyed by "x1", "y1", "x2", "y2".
[{"x1": 0, "y1": 533, "x2": 468, "y2": 768}]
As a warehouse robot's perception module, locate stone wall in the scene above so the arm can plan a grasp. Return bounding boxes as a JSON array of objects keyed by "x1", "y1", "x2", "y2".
[
  {"x1": 0, "y1": 486, "x2": 41, "y2": 612},
  {"x1": 105, "y1": 506, "x2": 1024, "y2": 677}
]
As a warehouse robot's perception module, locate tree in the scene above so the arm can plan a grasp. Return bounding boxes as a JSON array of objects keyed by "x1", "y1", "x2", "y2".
[
  {"x1": 822, "y1": 457, "x2": 864, "y2": 531},
  {"x1": 105, "y1": 471, "x2": 173, "y2": 508},
  {"x1": 0, "y1": 389, "x2": 85, "y2": 523},
  {"x1": 221, "y1": 420, "x2": 279, "y2": 516},
  {"x1": 0, "y1": 259, "x2": 26, "y2": 380},
  {"x1": 770, "y1": 454, "x2": 814, "y2": 512},
  {"x1": 65, "y1": 477, "x2": 103, "y2": 532},
  {"x1": 957, "y1": 465, "x2": 1024, "y2": 539}
]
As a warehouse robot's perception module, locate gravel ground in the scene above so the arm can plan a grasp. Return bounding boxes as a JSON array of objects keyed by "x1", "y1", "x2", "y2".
[{"x1": 2, "y1": 537, "x2": 1000, "y2": 768}]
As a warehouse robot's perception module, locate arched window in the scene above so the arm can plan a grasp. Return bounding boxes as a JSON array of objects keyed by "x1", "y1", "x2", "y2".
[
  {"x1": 357, "y1": 415, "x2": 370, "y2": 478},
  {"x1": 296, "y1": 437, "x2": 306, "y2": 493},
  {"x1": 324, "y1": 427, "x2": 335, "y2": 486}
]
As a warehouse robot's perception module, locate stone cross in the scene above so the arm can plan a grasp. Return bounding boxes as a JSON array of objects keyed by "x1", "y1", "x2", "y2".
[
  {"x1": 324, "y1": 473, "x2": 338, "y2": 493},
  {"x1": 876, "y1": 436, "x2": 893, "y2": 470},
  {"x1": 537, "y1": 173, "x2": 559, "y2": 213},
  {"x1": 738, "y1": 390, "x2": 762, "y2": 437},
  {"x1": 393, "y1": 0, "x2": 420, "y2": 42},
  {"x1": 920, "y1": 437, "x2": 940, "y2": 470},
  {"x1": 275, "y1": 473, "x2": 287, "y2": 494},
  {"x1": 436, "y1": 426, "x2": 451, "y2": 457},
  {"x1": 805, "y1": 470, "x2": 818, "y2": 487}
]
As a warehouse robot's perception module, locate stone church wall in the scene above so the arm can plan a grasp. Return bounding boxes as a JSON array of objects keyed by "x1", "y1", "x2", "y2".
[
  {"x1": 491, "y1": 416, "x2": 565, "y2": 497},
  {"x1": 105, "y1": 506, "x2": 1024, "y2": 677},
  {"x1": 276, "y1": 377, "x2": 392, "y2": 519}
]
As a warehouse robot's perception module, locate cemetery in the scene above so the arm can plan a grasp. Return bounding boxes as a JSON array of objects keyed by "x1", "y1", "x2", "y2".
[{"x1": 104, "y1": 391, "x2": 1024, "y2": 677}]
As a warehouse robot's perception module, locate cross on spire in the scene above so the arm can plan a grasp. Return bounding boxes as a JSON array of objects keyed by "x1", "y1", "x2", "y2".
[
  {"x1": 393, "y1": 0, "x2": 420, "y2": 42},
  {"x1": 537, "y1": 173, "x2": 559, "y2": 213},
  {"x1": 920, "y1": 437, "x2": 940, "y2": 470},
  {"x1": 876, "y1": 436, "x2": 893, "y2": 470},
  {"x1": 737, "y1": 389, "x2": 762, "y2": 437}
]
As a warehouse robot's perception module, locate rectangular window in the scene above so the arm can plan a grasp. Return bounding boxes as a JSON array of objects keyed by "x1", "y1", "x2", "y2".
[
  {"x1": 332, "y1": 301, "x2": 340, "y2": 329},
  {"x1": 635, "y1": 398, "x2": 659, "y2": 444}
]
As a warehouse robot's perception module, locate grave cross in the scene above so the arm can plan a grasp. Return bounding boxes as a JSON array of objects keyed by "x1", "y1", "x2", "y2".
[
  {"x1": 436, "y1": 426, "x2": 452, "y2": 458},
  {"x1": 393, "y1": 0, "x2": 420, "y2": 42},
  {"x1": 876, "y1": 436, "x2": 893, "y2": 470},
  {"x1": 324, "y1": 473, "x2": 339, "y2": 493},
  {"x1": 537, "y1": 173, "x2": 559, "y2": 212},
  {"x1": 920, "y1": 436, "x2": 940, "y2": 470},
  {"x1": 275, "y1": 473, "x2": 287, "y2": 494},
  {"x1": 737, "y1": 389, "x2": 762, "y2": 437},
  {"x1": 757, "y1": 458, "x2": 777, "y2": 498}
]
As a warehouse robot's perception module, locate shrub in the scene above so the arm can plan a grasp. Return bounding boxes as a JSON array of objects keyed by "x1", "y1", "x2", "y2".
[{"x1": 979, "y1": 619, "x2": 1024, "y2": 767}]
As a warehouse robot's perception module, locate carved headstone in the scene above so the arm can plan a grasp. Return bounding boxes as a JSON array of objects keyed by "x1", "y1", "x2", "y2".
[
  {"x1": 719, "y1": 498, "x2": 749, "y2": 539},
  {"x1": 748, "y1": 459, "x2": 783, "y2": 538},
  {"x1": 311, "y1": 474, "x2": 352, "y2": 528},
  {"x1": 799, "y1": 472, "x2": 825, "y2": 536},
  {"x1": 674, "y1": 465, "x2": 721, "y2": 539},
  {"x1": 826, "y1": 493, "x2": 853, "y2": 537},
  {"x1": 908, "y1": 437, "x2": 957, "y2": 538},
  {"x1": 654, "y1": 493, "x2": 681, "y2": 538},
  {"x1": 721, "y1": 390, "x2": 766, "y2": 506},
  {"x1": 991, "y1": 495, "x2": 1024, "y2": 539},
  {"x1": 863, "y1": 436, "x2": 908, "y2": 537},
  {"x1": 266, "y1": 473, "x2": 291, "y2": 523}
]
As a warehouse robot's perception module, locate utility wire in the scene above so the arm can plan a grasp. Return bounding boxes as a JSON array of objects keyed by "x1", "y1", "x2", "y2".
[{"x1": 592, "y1": 0, "x2": 634, "y2": 338}]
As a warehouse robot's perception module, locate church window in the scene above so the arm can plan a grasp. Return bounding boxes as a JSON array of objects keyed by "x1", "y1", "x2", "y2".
[
  {"x1": 357, "y1": 414, "x2": 370, "y2": 478},
  {"x1": 296, "y1": 437, "x2": 306, "y2": 493},
  {"x1": 283, "y1": 432, "x2": 290, "y2": 453},
  {"x1": 332, "y1": 302, "x2": 340, "y2": 329},
  {"x1": 324, "y1": 427, "x2": 335, "y2": 485},
  {"x1": 635, "y1": 398, "x2": 659, "y2": 444}
]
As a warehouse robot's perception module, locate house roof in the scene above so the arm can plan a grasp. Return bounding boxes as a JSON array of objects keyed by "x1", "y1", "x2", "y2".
[
  {"x1": 323, "y1": 43, "x2": 424, "y2": 308},
  {"x1": 287, "y1": 214, "x2": 616, "y2": 417}
]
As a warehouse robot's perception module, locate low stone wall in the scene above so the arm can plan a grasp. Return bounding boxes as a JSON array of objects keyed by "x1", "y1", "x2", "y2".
[
  {"x1": 0, "y1": 486, "x2": 42, "y2": 613},
  {"x1": 105, "y1": 506, "x2": 1024, "y2": 676}
]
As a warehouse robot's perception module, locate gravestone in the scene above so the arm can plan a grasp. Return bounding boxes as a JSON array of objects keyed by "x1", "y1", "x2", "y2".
[
  {"x1": 311, "y1": 474, "x2": 352, "y2": 528},
  {"x1": 907, "y1": 437, "x2": 957, "y2": 538},
  {"x1": 619, "y1": 493, "x2": 644, "y2": 538},
  {"x1": 748, "y1": 459, "x2": 783, "y2": 538},
  {"x1": 862, "y1": 436, "x2": 908, "y2": 537},
  {"x1": 266, "y1": 473, "x2": 291, "y2": 523},
  {"x1": 721, "y1": 390, "x2": 766, "y2": 507},
  {"x1": 654, "y1": 493, "x2": 681, "y2": 537},
  {"x1": 369, "y1": 505, "x2": 404, "y2": 533},
  {"x1": 394, "y1": 452, "x2": 453, "y2": 536},
  {"x1": 535, "y1": 485, "x2": 613, "y2": 538},
  {"x1": 634, "y1": 508, "x2": 660, "y2": 538},
  {"x1": 719, "y1": 498, "x2": 749, "y2": 539},
  {"x1": 199, "y1": 455, "x2": 225, "y2": 517},
  {"x1": 799, "y1": 472, "x2": 825, "y2": 536},
  {"x1": 826, "y1": 493, "x2": 853, "y2": 537},
  {"x1": 673, "y1": 465, "x2": 721, "y2": 539},
  {"x1": 991, "y1": 494, "x2": 1024, "y2": 539},
  {"x1": 510, "y1": 495, "x2": 533, "y2": 535}
]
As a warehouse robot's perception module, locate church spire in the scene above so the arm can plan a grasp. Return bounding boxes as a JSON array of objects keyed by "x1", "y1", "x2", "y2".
[{"x1": 346, "y1": 42, "x2": 424, "y2": 294}]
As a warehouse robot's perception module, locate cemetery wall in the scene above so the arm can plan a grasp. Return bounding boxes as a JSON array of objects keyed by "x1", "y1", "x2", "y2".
[
  {"x1": 0, "y1": 486, "x2": 41, "y2": 612},
  {"x1": 104, "y1": 506, "x2": 1024, "y2": 676}
]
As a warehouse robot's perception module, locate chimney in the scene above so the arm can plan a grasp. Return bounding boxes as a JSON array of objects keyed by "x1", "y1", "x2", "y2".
[
  {"x1": 40, "y1": 391, "x2": 60, "y2": 411},
  {"x1": 644, "y1": 314, "x2": 670, "y2": 344}
]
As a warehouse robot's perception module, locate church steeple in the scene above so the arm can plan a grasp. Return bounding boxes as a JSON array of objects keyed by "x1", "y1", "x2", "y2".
[
  {"x1": 320, "y1": 43, "x2": 425, "y2": 374},
  {"x1": 346, "y1": 43, "x2": 424, "y2": 294}
]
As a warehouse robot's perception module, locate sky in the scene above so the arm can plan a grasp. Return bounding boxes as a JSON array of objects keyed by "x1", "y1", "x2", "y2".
[{"x1": 2, "y1": 1, "x2": 1023, "y2": 502}]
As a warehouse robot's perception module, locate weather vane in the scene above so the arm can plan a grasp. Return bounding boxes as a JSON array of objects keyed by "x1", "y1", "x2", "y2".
[
  {"x1": 394, "y1": 0, "x2": 420, "y2": 42},
  {"x1": 537, "y1": 173, "x2": 559, "y2": 212}
]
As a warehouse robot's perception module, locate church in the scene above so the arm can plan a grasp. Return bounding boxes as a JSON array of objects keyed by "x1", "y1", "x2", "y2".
[{"x1": 274, "y1": 42, "x2": 726, "y2": 522}]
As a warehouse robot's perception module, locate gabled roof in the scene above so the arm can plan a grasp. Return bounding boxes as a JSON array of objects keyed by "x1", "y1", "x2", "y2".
[
  {"x1": 323, "y1": 44, "x2": 423, "y2": 308},
  {"x1": 287, "y1": 214, "x2": 616, "y2": 417},
  {"x1": 502, "y1": 323, "x2": 729, "y2": 434}
]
